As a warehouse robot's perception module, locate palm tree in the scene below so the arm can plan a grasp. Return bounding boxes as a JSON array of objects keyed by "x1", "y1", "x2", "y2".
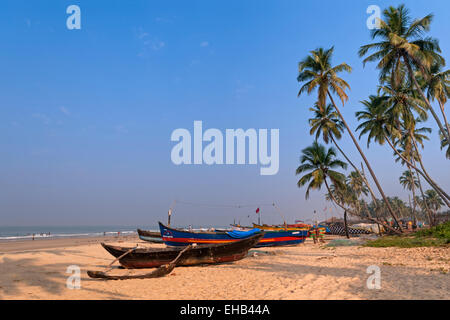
[
  {"x1": 347, "y1": 171, "x2": 369, "y2": 200},
  {"x1": 297, "y1": 47, "x2": 403, "y2": 230},
  {"x1": 295, "y1": 141, "x2": 347, "y2": 200},
  {"x1": 424, "y1": 189, "x2": 444, "y2": 224},
  {"x1": 400, "y1": 118, "x2": 450, "y2": 206},
  {"x1": 327, "y1": 182, "x2": 359, "y2": 215},
  {"x1": 309, "y1": 103, "x2": 382, "y2": 208},
  {"x1": 309, "y1": 103, "x2": 344, "y2": 144},
  {"x1": 440, "y1": 132, "x2": 450, "y2": 159},
  {"x1": 378, "y1": 72, "x2": 428, "y2": 123},
  {"x1": 394, "y1": 120, "x2": 439, "y2": 225},
  {"x1": 309, "y1": 103, "x2": 383, "y2": 216},
  {"x1": 346, "y1": 171, "x2": 370, "y2": 217},
  {"x1": 421, "y1": 63, "x2": 450, "y2": 137},
  {"x1": 359, "y1": 4, "x2": 449, "y2": 142},
  {"x1": 399, "y1": 170, "x2": 419, "y2": 221},
  {"x1": 356, "y1": 95, "x2": 450, "y2": 206}
]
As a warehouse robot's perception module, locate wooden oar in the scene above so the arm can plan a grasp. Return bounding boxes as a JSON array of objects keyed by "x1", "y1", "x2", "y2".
[
  {"x1": 87, "y1": 245, "x2": 192, "y2": 280},
  {"x1": 104, "y1": 245, "x2": 138, "y2": 272}
]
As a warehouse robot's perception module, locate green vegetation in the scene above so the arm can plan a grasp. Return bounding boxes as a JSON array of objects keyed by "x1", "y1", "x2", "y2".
[
  {"x1": 365, "y1": 222, "x2": 450, "y2": 247},
  {"x1": 415, "y1": 221, "x2": 450, "y2": 239},
  {"x1": 295, "y1": 4, "x2": 450, "y2": 228}
]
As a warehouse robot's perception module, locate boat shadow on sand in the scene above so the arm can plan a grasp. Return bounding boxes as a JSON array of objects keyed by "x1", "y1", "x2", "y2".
[{"x1": 0, "y1": 255, "x2": 131, "y2": 299}]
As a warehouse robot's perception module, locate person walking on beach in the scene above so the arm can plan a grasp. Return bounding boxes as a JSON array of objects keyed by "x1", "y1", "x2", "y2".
[
  {"x1": 312, "y1": 227, "x2": 324, "y2": 244},
  {"x1": 314, "y1": 228, "x2": 320, "y2": 244},
  {"x1": 316, "y1": 227, "x2": 325, "y2": 244}
]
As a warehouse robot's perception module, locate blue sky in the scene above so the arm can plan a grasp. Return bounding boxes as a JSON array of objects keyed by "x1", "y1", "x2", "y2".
[{"x1": 0, "y1": 0, "x2": 449, "y2": 226}]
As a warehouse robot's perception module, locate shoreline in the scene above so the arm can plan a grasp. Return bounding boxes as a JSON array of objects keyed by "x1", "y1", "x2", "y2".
[{"x1": 0, "y1": 234, "x2": 139, "y2": 254}]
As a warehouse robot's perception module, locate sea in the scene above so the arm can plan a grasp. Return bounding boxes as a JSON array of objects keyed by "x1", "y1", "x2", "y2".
[
  {"x1": 0, "y1": 225, "x2": 158, "y2": 242},
  {"x1": 0, "y1": 224, "x2": 230, "y2": 241}
]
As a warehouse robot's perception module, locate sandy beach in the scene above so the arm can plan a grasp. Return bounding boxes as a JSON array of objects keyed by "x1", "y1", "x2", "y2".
[{"x1": 0, "y1": 235, "x2": 448, "y2": 300}]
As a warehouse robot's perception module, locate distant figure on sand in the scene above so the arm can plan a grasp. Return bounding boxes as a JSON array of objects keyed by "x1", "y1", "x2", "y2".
[{"x1": 312, "y1": 227, "x2": 324, "y2": 244}]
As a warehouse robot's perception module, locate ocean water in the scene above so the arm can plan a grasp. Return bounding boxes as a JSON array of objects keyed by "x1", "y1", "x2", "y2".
[
  {"x1": 0, "y1": 224, "x2": 231, "y2": 241},
  {"x1": 0, "y1": 225, "x2": 158, "y2": 241}
]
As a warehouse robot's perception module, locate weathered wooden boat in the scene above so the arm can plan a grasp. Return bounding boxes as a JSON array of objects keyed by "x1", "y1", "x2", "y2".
[
  {"x1": 87, "y1": 245, "x2": 192, "y2": 279},
  {"x1": 137, "y1": 228, "x2": 163, "y2": 243},
  {"x1": 99, "y1": 233, "x2": 264, "y2": 268},
  {"x1": 159, "y1": 222, "x2": 308, "y2": 247}
]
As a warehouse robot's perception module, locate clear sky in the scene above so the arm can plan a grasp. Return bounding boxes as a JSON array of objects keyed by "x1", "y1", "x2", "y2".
[{"x1": 1, "y1": 0, "x2": 449, "y2": 227}]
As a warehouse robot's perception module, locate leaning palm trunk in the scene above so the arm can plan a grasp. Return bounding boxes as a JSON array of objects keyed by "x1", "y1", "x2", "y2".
[
  {"x1": 411, "y1": 136, "x2": 450, "y2": 205},
  {"x1": 407, "y1": 164, "x2": 419, "y2": 223},
  {"x1": 330, "y1": 135, "x2": 384, "y2": 223},
  {"x1": 438, "y1": 100, "x2": 450, "y2": 142},
  {"x1": 327, "y1": 92, "x2": 403, "y2": 231},
  {"x1": 414, "y1": 165, "x2": 434, "y2": 226},
  {"x1": 330, "y1": 135, "x2": 381, "y2": 210},
  {"x1": 343, "y1": 210, "x2": 350, "y2": 239},
  {"x1": 360, "y1": 164, "x2": 384, "y2": 229},
  {"x1": 363, "y1": 200, "x2": 382, "y2": 235},
  {"x1": 403, "y1": 57, "x2": 450, "y2": 141},
  {"x1": 383, "y1": 133, "x2": 450, "y2": 206},
  {"x1": 323, "y1": 179, "x2": 401, "y2": 234}
]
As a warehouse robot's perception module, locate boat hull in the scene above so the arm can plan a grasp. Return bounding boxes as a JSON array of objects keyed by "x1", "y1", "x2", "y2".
[
  {"x1": 159, "y1": 222, "x2": 307, "y2": 247},
  {"x1": 101, "y1": 233, "x2": 264, "y2": 269},
  {"x1": 137, "y1": 228, "x2": 163, "y2": 243}
]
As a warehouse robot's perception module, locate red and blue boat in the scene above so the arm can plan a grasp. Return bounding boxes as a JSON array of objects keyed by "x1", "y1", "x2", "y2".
[{"x1": 158, "y1": 222, "x2": 307, "y2": 247}]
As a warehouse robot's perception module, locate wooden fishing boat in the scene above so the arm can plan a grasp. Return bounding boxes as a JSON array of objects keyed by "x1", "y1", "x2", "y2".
[
  {"x1": 159, "y1": 222, "x2": 308, "y2": 247},
  {"x1": 137, "y1": 228, "x2": 163, "y2": 243},
  {"x1": 100, "y1": 233, "x2": 264, "y2": 269}
]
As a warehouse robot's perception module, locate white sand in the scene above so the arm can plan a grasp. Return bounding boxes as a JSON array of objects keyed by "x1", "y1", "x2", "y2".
[{"x1": 0, "y1": 236, "x2": 448, "y2": 299}]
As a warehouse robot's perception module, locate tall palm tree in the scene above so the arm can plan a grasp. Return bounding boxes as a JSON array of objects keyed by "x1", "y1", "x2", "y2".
[
  {"x1": 297, "y1": 47, "x2": 403, "y2": 230},
  {"x1": 399, "y1": 170, "x2": 419, "y2": 221},
  {"x1": 297, "y1": 47, "x2": 351, "y2": 110},
  {"x1": 309, "y1": 103, "x2": 344, "y2": 144},
  {"x1": 295, "y1": 141, "x2": 347, "y2": 200},
  {"x1": 359, "y1": 4, "x2": 449, "y2": 141},
  {"x1": 420, "y1": 63, "x2": 450, "y2": 138},
  {"x1": 401, "y1": 118, "x2": 450, "y2": 206},
  {"x1": 356, "y1": 95, "x2": 450, "y2": 206},
  {"x1": 309, "y1": 103, "x2": 382, "y2": 208},
  {"x1": 395, "y1": 143, "x2": 435, "y2": 225}
]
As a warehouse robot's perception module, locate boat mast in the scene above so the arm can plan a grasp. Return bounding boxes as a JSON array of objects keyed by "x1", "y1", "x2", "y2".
[{"x1": 168, "y1": 200, "x2": 176, "y2": 226}]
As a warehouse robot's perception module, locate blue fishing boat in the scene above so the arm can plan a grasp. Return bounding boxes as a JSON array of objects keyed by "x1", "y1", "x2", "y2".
[{"x1": 158, "y1": 222, "x2": 307, "y2": 247}]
